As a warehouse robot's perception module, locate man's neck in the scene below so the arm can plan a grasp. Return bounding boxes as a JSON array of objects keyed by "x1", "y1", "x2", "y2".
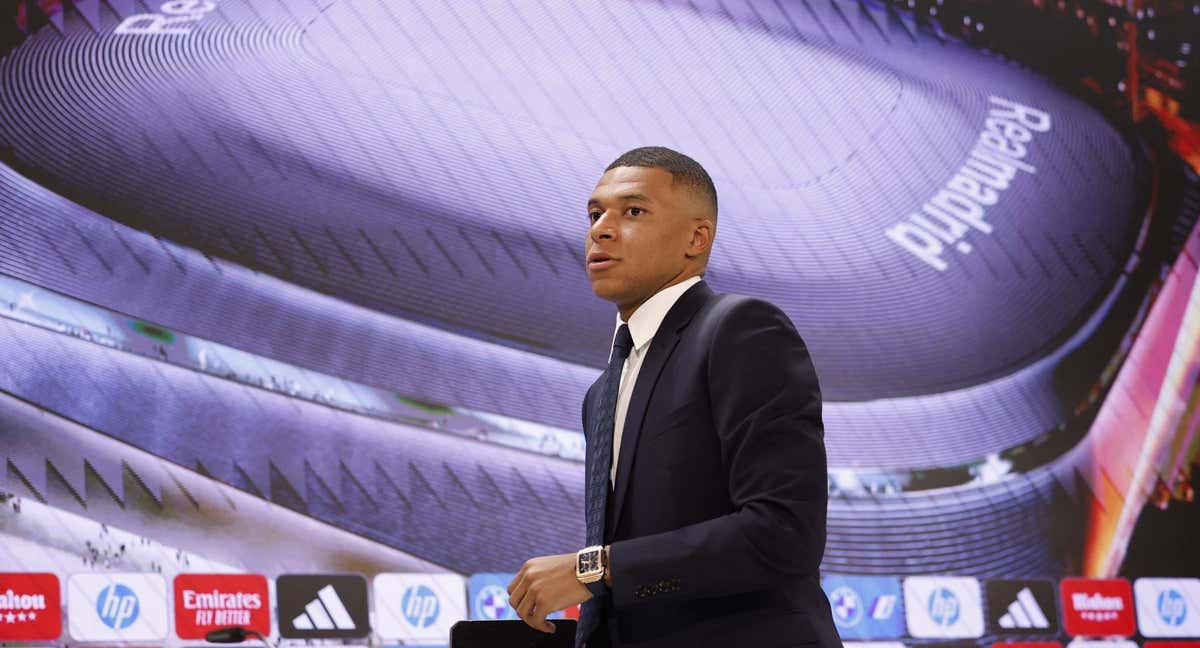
[
  {"x1": 618, "y1": 272, "x2": 702, "y2": 322},
  {"x1": 619, "y1": 272, "x2": 700, "y2": 321}
]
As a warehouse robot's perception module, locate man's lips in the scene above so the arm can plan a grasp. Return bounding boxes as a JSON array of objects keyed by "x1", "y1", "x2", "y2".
[{"x1": 587, "y1": 253, "x2": 618, "y2": 271}]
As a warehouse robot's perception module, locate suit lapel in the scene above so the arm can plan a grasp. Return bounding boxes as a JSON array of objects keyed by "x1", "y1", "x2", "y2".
[{"x1": 608, "y1": 280, "x2": 713, "y2": 538}]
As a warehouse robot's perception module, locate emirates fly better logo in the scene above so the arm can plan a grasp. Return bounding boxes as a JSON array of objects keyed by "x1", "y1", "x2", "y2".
[{"x1": 174, "y1": 574, "x2": 270, "y2": 640}]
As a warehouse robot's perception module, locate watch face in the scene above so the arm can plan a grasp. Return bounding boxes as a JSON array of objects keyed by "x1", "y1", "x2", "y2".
[{"x1": 578, "y1": 551, "x2": 599, "y2": 574}]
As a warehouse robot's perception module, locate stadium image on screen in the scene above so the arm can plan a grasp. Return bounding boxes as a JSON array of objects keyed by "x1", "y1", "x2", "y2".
[{"x1": 1, "y1": 1, "x2": 1198, "y2": 646}]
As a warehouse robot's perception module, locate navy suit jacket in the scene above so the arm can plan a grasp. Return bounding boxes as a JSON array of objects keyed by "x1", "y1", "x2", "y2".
[{"x1": 580, "y1": 280, "x2": 839, "y2": 648}]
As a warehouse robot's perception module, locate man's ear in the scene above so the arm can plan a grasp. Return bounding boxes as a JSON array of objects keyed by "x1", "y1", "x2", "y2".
[{"x1": 686, "y1": 218, "x2": 714, "y2": 259}]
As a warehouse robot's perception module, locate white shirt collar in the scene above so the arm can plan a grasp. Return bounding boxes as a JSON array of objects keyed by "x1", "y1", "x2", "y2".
[{"x1": 613, "y1": 276, "x2": 703, "y2": 355}]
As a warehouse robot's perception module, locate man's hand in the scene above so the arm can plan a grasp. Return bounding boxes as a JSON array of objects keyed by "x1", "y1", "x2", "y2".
[{"x1": 507, "y1": 553, "x2": 592, "y2": 632}]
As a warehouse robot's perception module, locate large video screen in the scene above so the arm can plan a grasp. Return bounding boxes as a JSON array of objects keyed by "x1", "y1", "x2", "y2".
[{"x1": 1, "y1": 1, "x2": 1198, "y2": 646}]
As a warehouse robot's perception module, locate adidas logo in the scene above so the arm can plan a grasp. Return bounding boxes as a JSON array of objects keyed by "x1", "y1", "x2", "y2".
[
  {"x1": 290, "y1": 585, "x2": 357, "y2": 631},
  {"x1": 999, "y1": 587, "x2": 1050, "y2": 629}
]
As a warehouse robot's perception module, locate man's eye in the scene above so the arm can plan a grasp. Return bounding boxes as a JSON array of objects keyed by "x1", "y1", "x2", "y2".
[
  {"x1": 588, "y1": 211, "x2": 601, "y2": 222},
  {"x1": 628, "y1": 207, "x2": 642, "y2": 216}
]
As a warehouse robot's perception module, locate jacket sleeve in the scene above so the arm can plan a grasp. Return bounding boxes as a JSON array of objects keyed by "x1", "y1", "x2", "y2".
[{"x1": 607, "y1": 297, "x2": 827, "y2": 609}]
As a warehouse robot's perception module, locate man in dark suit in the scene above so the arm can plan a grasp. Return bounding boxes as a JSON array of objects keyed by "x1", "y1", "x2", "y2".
[{"x1": 508, "y1": 146, "x2": 837, "y2": 648}]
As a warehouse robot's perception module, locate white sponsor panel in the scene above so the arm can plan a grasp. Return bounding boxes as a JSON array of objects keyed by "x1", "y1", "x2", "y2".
[
  {"x1": 68, "y1": 573, "x2": 168, "y2": 642},
  {"x1": 903, "y1": 576, "x2": 984, "y2": 639},
  {"x1": 1135, "y1": 578, "x2": 1200, "y2": 637},
  {"x1": 373, "y1": 573, "x2": 466, "y2": 643}
]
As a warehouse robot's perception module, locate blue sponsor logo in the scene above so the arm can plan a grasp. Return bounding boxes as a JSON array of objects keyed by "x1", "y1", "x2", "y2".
[
  {"x1": 927, "y1": 587, "x2": 961, "y2": 627},
  {"x1": 467, "y1": 574, "x2": 565, "y2": 621},
  {"x1": 1158, "y1": 589, "x2": 1188, "y2": 626},
  {"x1": 469, "y1": 575, "x2": 519, "y2": 621},
  {"x1": 475, "y1": 585, "x2": 510, "y2": 620},
  {"x1": 96, "y1": 583, "x2": 140, "y2": 630},
  {"x1": 830, "y1": 585, "x2": 864, "y2": 627},
  {"x1": 401, "y1": 584, "x2": 439, "y2": 628},
  {"x1": 822, "y1": 575, "x2": 904, "y2": 639}
]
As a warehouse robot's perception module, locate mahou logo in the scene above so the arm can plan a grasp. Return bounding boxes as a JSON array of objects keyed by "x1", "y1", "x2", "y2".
[
  {"x1": 0, "y1": 573, "x2": 61, "y2": 641},
  {"x1": 174, "y1": 574, "x2": 270, "y2": 640},
  {"x1": 1060, "y1": 578, "x2": 1135, "y2": 637}
]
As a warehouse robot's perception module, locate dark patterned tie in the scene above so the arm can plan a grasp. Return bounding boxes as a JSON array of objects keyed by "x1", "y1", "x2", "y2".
[{"x1": 577, "y1": 323, "x2": 633, "y2": 647}]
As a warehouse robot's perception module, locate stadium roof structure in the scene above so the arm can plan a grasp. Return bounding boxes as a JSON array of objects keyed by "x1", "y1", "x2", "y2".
[{"x1": 0, "y1": 0, "x2": 1142, "y2": 396}]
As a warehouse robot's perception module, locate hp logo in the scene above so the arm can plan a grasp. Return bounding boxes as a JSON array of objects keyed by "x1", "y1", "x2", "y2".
[
  {"x1": 401, "y1": 584, "x2": 440, "y2": 628},
  {"x1": 96, "y1": 584, "x2": 140, "y2": 630},
  {"x1": 927, "y1": 587, "x2": 961, "y2": 627},
  {"x1": 1158, "y1": 589, "x2": 1188, "y2": 626}
]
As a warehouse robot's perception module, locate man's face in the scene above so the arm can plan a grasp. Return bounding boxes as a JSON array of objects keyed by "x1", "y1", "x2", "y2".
[{"x1": 585, "y1": 166, "x2": 700, "y2": 316}]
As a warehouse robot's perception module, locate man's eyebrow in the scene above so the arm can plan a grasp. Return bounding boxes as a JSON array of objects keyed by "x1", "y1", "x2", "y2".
[{"x1": 587, "y1": 193, "x2": 653, "y2": 208}]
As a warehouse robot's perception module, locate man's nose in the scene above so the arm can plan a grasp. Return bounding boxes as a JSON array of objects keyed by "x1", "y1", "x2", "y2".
[{"x1": 590, "y1": 213, "x2": 616, "y2": 240}]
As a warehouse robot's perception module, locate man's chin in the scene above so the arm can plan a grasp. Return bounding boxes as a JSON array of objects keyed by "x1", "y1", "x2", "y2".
[{"x1": 588, "y1": 279, "x2": 627, "y2": 305}]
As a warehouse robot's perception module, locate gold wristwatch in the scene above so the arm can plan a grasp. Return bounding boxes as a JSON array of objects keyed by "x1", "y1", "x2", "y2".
[{"x1": 576, "y1": 545, "x2": 609, "y2": 594}]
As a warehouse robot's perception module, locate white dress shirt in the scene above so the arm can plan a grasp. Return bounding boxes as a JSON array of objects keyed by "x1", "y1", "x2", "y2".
[{"x1": 608, "y1": 275, "x2": 703, "y2": 484}]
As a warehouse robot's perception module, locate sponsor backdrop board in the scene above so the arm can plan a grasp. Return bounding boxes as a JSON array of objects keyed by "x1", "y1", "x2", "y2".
[
  {"x1": 0, "y1": 573, "x2": 61, "y2": 642},
  {"x1": 67, "y1": 573, "x2": 169, "y2": 643},
  {"x1": 986, "y1": 580, "x2": 1061, "y2": 636},
  {"x1": 466, "y1": 573, "x2": 571, "y2": 622},
  {"x1": 277, "y1": 574, "x2": 370, "y2": 640},
  {"x1": 1135, "y1": 578, "x2": 1200, "y2": 638},
  {"x1": 1060, "y1": 578, "x2": 1138, "y2": 638},
  {"x1": 374, "y1": 573, "x2": 467, "y2": 644},
  {"x1": 904, "y1": 576, "x2": 986, "y2": 639},
  {"x1": 173, "y1": 573, "x2": 270, "y2": 640},
  {"x1": 822, "y1": 575, "x2": 906, "y2": 640},
  {"x1": 0, "y1": 1, "x2": 1198, "y2": 647}
]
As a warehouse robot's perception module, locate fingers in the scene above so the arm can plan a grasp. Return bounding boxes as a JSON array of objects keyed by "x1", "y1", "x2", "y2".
[
  {"x1": 507, "y1": 556, "x2": 569, "y2": 633},
  {"x1": 506, "y1": 571, "x2": 524, "y2": 597},
  {"x1": 530, "y1": 610, "x2": 555, "y2": 633},
  {"x1": 517, "y1": 599, "x2": 555, "y2": 633},
  {"x1": 515, "y1": 586, "x2": 537, "y2": 621},
  {"x1": 511, "y1": 574, "x2": 554, "y2": 633},
  {"x1": 507, "y1": 572, "x2": 527, "y2": 613}
]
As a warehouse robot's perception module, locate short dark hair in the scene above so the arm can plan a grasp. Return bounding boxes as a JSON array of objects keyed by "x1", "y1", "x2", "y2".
[{"x1": 605, "y1": 146, "x2": 718, "y2": 220}]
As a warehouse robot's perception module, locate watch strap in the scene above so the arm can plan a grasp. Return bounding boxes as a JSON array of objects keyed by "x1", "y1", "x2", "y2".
[{"x1": 585, "y1": 578, "x2": 608, "y2": 598}]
